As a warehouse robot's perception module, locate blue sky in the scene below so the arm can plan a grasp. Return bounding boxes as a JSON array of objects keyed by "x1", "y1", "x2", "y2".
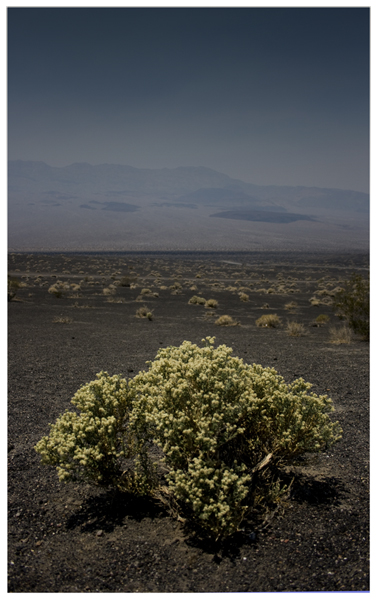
[{"x1": 8, "y1": 6, "x2": 369, "y2": 192}]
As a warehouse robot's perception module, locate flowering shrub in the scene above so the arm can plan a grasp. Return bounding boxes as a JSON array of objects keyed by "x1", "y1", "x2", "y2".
[
  {"x1": 34, "y1": 372, "x2": 155, "y2": 494},
  {"x1": 131, "y1": 338, "x2": 341, "y2": 538},
  {"x1": 35, "y1": 339, "x2": 342, "y2": 539}
]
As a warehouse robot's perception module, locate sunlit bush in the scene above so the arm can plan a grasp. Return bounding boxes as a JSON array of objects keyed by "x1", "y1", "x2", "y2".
[{"x1": 36, "y1": 339, "x2": 342, "y2": 540}]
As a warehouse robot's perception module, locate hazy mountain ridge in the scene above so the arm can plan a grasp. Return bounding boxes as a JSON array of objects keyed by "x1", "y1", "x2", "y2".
[
  {"x1": 8, "y1": 161, "x2": 369, "y2": 252},
  {"x1": 8, "y1": 160, "x2": 368, "y2": 211}
]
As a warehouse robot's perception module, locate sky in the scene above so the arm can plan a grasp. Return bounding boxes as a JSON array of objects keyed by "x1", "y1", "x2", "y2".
[{"x1": 8, "y1": 6, "x2": 370, "y2": 193}]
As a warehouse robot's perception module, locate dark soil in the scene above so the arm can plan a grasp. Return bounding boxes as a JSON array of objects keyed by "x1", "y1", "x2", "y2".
[{"x1": 8, "y1": 251, "x2": 369, "y2": 592}]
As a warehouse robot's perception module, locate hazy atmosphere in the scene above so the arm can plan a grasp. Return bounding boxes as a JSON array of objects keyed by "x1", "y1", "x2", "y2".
[{"x1": 8, "y1": 7, "x2": 369, "y2": 251}]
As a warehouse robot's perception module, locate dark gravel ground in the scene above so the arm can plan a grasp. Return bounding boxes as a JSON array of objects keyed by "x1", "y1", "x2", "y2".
[{"x1": 8, "y1": 251, "x2": 369, "y2": 593}]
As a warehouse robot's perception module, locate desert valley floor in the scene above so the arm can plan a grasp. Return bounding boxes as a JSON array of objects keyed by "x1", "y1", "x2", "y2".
[{"x1": 8, "y1": 251, "x2": 369, "y2": 593}]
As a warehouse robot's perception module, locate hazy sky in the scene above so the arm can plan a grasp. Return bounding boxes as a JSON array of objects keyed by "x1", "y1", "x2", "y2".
[{"x1": 8, "y1": 7, "x2": 369, "y2": 192}]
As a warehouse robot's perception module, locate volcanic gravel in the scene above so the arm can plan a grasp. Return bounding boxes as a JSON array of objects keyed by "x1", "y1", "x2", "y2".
[{"x1": 8, "y1": 251, "x2": 369, "y2": 592}]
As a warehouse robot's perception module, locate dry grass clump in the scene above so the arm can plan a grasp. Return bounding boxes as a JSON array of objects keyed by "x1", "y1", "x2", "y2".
[
  {"x1": 329, "y1": 326, "x2": 352, "y2": 344},
  {"x1": 135, "y1": 306, "x2": 153, "y2": 320},
  {"x1": 284, "y1": 301, "x2": 298, "y2": 312},
  {"x1": 140, "y1": 288, "x2": 152, "y2": 295},
  {"x1": 261, "y1": 303, "x2": 270, "y2": 309},
  {"x1": 239, "y1": 292, "x2": 249, "y2": 302},
  {"x1": 309, "y1": 297, "x2": 320, "y2": 306},
  {"x1": 53, "y1": 316, "x2": 73, "y2": 324},
  {"x1": 48, "y1": 282, "x2": 70, "y2": 298},
  {"x1": 286, "y1": 321, "x2": 306, "y2": 337},
  {"x1": 315, "y1": 314, "x2": 330, "y2": 325},
  {"x1": 255, "y1": 314, "x2": 281, "y2": 328},
  {"x1": 189, "y1": 295, "x2": 206, "y2": 305},
  {"x1": 107, "y1": 297, "x2": 124, "y2": 304},
  {"x1": 205, "y1": 299, "x2": 218, "y2": 309},
  {"x1": 215, "y1": 315, "x2": 239, "y2": 327},
  {"x1": 103, "y1": 286, "x2": 116, "y2": 296}
]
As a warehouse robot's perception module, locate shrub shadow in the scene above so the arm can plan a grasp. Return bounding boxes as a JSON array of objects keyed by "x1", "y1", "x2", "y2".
[
  {"x1": 65, "y1": 489, "x2": 167, "y2": 534},
  {"x1": 289, "y1": 473, "x2": 344, "y2": 506}
]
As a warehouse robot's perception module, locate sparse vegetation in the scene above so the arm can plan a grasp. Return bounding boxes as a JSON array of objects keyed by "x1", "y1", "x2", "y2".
[
  {"x1": 329, "y1": 326, "x2": 352, "y2": 345},
  {"x1": 136, "y1": 306, "x2": 153, "y2": 320},
  {"x1": 48, "y1": 282, "x2": 70, "y2": 298},
  {"x1": 215, "y1": 315, "x2": 238, "y2": 326},
  {"x1": 239, "y1": 292, "x2": 249, "y2": 302},
  {"x1": 315, "y1": 314, "x2": 330, "y2": 325},
  {"x1": 205, "y1": 298, "x2": 218, "y2": 309},
  {"x1": 8, "y1": 276, "x2": 20, "y2": 301},
  {"x1": 188, "y1": 295, "x2": 206, "y2": 305},
  {"x1": 255, "y1": 314, "x2": 281, "y2": 328},
  {"x1": 53, "y1": 316, "x2": 73, "y2": 324},
  {"x1": 284, "y1": 301, "x2": 298, "y2": 311},
  {"x1": 333, "y1": 273, "x2": 369, "y2": 339},
  {"x1": 286, "y1": 321, "x2": 306, "y2": 337}
]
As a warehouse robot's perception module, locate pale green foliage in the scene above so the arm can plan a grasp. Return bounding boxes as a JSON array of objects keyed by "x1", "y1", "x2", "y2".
[
  {"x1": 34, "y1": 372, "x2": 155, "y2": 494},
  {"x1": 35, "y1": 339, "x2": 342, "y2": 540},
  {"x1": 131, "y1": 338, "x2": 341, "y2": 538}
]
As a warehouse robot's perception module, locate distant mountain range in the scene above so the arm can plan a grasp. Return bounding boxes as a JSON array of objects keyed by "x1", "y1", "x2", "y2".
[{"x1": 8, "y1": 161, "x2": 369, "y2": 252}]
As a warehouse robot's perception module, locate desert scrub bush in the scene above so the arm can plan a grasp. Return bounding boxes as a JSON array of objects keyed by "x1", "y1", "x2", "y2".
[
  {"x1": 34, "y1": 372, "x2": 156, "y2": 494},
  {"x1": 188, "y1": 295, "x2": 206, "y2": 305},
  {"x1": 332, "y1": 273, "x2": 369, "y2": 339},
  {"x1": 132, "y1": 337, "x2": 341, "y2": 539},
  {"x1": 103, "y1": 285, "x2": 116, "y2": 296},
  {"x1": 141, "y1": 288, "x2": 152, "y2": 295},
  {"x1": 255, "y1": 314, "x2": 281, "y2": 328},
  {"x1": 136, "y1": 306, "x2": 153, "y2": 320},
  {"x1": 8, "y1": 276, "x2": 20, "y2": 301},
  {"x1": 48, "y1": 281, "x2": 70, "y2": 298},
  {"x1": 284, "y1": 301, "x2": 298, "y2": 311},
  {"x1": 205, "y1": 298, "x2": 218, "y2": 309},
  {"x1": 286, "y1": 321, "x2": 306, "y2": 337},
  {"x1": 239, "y1": 292, "x2": 249, "y2": 302},
  {"x1": 329, "y1": 326, "x2": 352, "y2": 345},
  {"x1": 315, "y1": 314, "x2": 330, "y2": 325},
  {"x1": 53, "y1": 316, "x2": 73, "y2": 324},
  {"x1": 215, "y1": 315, "x2": 238, "y2": 327}
]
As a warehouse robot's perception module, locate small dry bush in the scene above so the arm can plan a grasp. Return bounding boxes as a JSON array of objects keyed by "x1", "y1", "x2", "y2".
[
  {"x1": 315, "y1": 314, "x2": 330, "y2": 325},
  {"x1": 309, "y1": 297, "x2": 320, "y2": 306},
  {"x1": 140, "y1": 288, "x2": 152, "y2": 295},
  {"x1": 239, "y1": 293, "x2": 249, "y2": 302},
  {"x1": 205, "y1": 299, "x2": 218, "y2": 309},
  {"x1": 188, "y1": 295, "x2": 206, "y2": 305},
  {"x1": 255, "y1": 314, "x2": 281, "y2": 328},
  {"x1": 136, "y1": 306, "x2": 153, "y2": 320},
  {"x1": 215, "y1": 315, "x2": 238, "y2": 327},
  {"x1": 53, "y1": 316, "x2": 73, "y2": 324},
  {"x1": 48, "y1": 282, "x2": 70, "y2": 298},
  {"x1": 286, "y1": 321, "x2": 306, "y2": 337},
  {"x1": 8, "y1": 277, "x2": 20, "y2": 301},
  {"x1": 284, "y1": 301, "x2": 298, "y2": 311},
  {"x1": 329, "y1": 326, "x2": 352, "y2": 344},
  {"x1": 103, "y1": 286, "x2": 116, "y2": 296}
]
